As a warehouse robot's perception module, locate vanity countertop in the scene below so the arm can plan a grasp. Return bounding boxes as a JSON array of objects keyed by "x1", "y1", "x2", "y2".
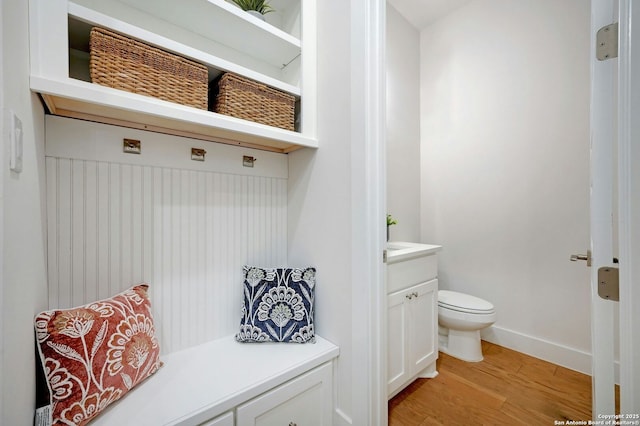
[{"x1": 387, "y1": 241, "x2": 442, "y2": 264}]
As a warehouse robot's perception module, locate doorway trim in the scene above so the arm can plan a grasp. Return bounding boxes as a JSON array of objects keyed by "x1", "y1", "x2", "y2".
[
  {"x1": 349, "y1": 0, "x2": 387, "y2": 424},
  {"x1": 617, "y1": 0, "x2": 639, "y2": 412},
  {"x1": 0, "y1": 0, "x2": 5, "y2": 420}
]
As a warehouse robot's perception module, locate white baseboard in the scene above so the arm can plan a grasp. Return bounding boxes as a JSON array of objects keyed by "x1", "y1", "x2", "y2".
[{"x1": 481, "y1": 325, "x2": 620, "y2": 384}]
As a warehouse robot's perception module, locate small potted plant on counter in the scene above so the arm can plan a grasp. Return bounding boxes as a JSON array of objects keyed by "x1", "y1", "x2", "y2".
[
  {"x1": 230, "y1": 0, "x2": 274, "y2": 21},
  {"x1": 387, "y1": 214, "x2": 398, "y2": 242}
]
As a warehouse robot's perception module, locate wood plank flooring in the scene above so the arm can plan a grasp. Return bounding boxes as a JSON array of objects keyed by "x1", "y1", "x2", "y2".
[{"x1": 388, "y1": 341, "x2": 618, "y2": 425}]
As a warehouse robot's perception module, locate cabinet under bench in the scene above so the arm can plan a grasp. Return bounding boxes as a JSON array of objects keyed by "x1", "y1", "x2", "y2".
[{"x1": 90, "y1": 335, "x2": 339, "y2": 426}]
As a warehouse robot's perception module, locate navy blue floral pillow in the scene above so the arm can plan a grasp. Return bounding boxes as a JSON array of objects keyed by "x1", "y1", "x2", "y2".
[{"x1": 236, "y1": 266, "x2": 316, "y2": 343}]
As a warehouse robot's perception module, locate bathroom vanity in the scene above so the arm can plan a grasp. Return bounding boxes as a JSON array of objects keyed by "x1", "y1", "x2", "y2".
[{"x1": 386, "y1": 242, "x2": 442, "y2": 398}]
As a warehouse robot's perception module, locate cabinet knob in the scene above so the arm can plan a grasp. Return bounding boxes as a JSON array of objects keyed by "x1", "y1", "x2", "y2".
[{"x1": 406, "y1": 291, "x2": 419, "y2": 300}]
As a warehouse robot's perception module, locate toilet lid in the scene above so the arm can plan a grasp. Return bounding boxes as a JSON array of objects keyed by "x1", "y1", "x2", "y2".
[{"x1": 438, "y1": 290, "x2": 495, "y2": 314}]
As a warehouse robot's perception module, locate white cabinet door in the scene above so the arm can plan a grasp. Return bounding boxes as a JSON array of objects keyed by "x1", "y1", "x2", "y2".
[
  {"x1": 387, "y1": 289, "x2": 409, "y2": 396},
  {"x1": 236, "y1": 362, "x2": 333, "y2": 426},
  {"x1": 408, "y1": 279, "x2": 438, "y2": 374},
  {"x1": 200, "y1": 411, "x2": 234, "y2": 426},
  {"x1": 387, "y1": 279, "x2": 438, "y2": 397}
]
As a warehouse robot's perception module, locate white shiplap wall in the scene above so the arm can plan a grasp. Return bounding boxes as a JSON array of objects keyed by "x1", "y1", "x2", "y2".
[{"x1": 45, "y1": 116, "x2": 288, "y2": 354}]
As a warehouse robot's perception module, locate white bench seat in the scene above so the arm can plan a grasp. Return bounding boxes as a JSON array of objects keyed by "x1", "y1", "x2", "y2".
[{"x1": 90, "y1": 335, "x2": 339, "y2": 426}]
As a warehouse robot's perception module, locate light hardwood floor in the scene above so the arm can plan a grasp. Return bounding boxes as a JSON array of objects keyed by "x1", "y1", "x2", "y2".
[{"x1": 389, "y1": 341, "x2": 618, "y2": 425}]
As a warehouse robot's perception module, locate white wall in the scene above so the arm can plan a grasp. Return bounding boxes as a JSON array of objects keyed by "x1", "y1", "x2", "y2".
[
  {"x1": 419, "y1": 0, "x2": 593, "y2": 372},
  {"x1": 289, "y1": 0, "x2": 386, "y2": 424},
  {"x1": 386, "y1": 4, "x2": 421, "y2": 242},
  {"x1": 287, "y1": 0, "x2": 353, "y2": 420},
  {"x1": 2, "y1": 0, "x2": 49, "y2": 424}
]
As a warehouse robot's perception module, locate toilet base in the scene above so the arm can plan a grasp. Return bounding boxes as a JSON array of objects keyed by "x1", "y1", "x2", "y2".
[{"x1": 438, "y1": 327, "x2": 483, "y2": 362}]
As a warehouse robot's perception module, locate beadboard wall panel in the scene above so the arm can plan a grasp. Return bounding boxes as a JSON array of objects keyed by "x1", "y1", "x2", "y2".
[{"x1": 46, "y1": 117, "x2": 288, "y2": 354}]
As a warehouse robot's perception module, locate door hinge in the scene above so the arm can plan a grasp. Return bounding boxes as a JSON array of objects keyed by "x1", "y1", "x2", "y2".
[
  {"x1": 383, "y1": 249, "x2": 387, "y2": 263},
  {"x1": 596, "y1": 22, "x2": 618, "y2": 61},
  {"x1": 598, "y1": 266, "x2": 619, "y2": 301}
]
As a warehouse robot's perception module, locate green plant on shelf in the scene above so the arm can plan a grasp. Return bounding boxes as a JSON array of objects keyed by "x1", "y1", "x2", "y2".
[{"x1": 230, "y1": 0, "x2": 275, "y2": 15}]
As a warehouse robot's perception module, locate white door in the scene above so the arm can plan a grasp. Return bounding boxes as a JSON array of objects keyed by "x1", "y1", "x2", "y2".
[{"x1": 589, "y1": 0, "x2": 639, "y2": 416}]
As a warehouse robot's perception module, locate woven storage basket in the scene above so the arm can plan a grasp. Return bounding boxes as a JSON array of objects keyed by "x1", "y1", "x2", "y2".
[
  {"x1": 214, "y1": 73, "x2": 295, "y2": 131},
  {"x1": 89, "y1": 27, "x2": 208, "y2": 110}
]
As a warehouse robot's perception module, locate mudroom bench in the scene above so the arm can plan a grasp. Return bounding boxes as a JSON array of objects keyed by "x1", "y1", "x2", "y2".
[{"x1": 90, "y1": 335, "x2": 339, "y2": 426}]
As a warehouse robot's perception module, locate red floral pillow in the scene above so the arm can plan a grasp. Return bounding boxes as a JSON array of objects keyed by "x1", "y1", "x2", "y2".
[{"x1": 34, "y1": 284, "x2": 162, "y2": 426}]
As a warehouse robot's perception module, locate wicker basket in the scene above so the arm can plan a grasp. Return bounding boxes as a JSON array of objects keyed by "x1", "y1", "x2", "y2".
[
  {"x1": 213, "y1": 73, "x2": 295, "y2": 131},
  {"x1": 89, "y1": 27, "x2": 208, "y2": 110}
]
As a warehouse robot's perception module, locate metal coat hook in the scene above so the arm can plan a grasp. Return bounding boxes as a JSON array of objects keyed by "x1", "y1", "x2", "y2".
[
  {"x1": 191, "y1": 148, "x2": 206, "y2": 161},
  {"x1": 243, "y1": 155, "x2": 256, "y2": 167}
]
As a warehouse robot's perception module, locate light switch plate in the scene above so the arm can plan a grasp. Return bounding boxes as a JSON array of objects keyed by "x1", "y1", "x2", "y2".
[{"x1": 7, "y1": 110, "x2": 23, "y2": 173}]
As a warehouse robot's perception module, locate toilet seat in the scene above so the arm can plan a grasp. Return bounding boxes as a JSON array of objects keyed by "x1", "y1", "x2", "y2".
[{"x1": 438, "y1": 290, "x2": 495, "y2": 315}]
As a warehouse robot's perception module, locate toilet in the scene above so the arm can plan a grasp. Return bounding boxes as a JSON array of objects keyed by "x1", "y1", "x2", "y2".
[{"x1": 438, "y1": 290, "x2": 496, "y2": 362}]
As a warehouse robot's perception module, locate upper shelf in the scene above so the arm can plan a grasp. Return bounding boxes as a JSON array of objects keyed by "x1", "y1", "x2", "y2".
[
  {"x1": 117, "y1": 0, "x2": 302, "y2": 70},
  {"x1": 29, "y1": 0, "x2": 316, "y2": 153},
  {"x1": 68, "y1": 2, "x2": 300, "y2": 94}
]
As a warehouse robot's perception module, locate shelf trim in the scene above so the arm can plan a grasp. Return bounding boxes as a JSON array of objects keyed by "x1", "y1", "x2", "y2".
[{"x1": 32, "y1": 75, "x2": 317, "y2": 153}]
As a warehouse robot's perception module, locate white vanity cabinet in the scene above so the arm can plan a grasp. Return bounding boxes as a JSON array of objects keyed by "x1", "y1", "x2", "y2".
[
  {"x1": 28, "y1": 0, "x2": 317, "y2": 153},
  {"x1": 387, "y1": 279, "x2": 438, "y2": 396},
  {"x1": 386, "y1": 242, "x2": 442, "y2": 398}
]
